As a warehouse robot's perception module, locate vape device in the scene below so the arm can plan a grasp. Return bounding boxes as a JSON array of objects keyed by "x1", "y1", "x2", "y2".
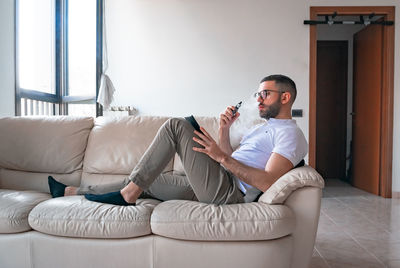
[{"x1": 232, "y1": 101, "x2": 242, "y2": 116}]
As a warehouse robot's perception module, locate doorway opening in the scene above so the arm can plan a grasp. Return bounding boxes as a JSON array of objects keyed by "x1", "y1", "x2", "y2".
[{"x1": 308, "y1": 7, "x2": 395, "y2": 198}]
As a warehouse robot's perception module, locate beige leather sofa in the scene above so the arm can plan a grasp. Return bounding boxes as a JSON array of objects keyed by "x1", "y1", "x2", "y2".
[{"x1": 0, "y1": 116, "x2": 324, "y2": 268}]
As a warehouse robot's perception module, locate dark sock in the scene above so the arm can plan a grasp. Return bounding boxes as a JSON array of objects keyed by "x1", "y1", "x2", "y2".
[
  {"x1": 84, "y1": 191, "x2": 135, "y2": 206},
  {"x1": 48, "y1": 176, "x2": 67, "y2": 198}
]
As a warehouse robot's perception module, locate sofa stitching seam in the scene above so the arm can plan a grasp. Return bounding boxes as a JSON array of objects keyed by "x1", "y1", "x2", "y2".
[
  {"x1": 151, "y1": 217, "x2": 295, "y2": 224},
  {"x1": 28, "y1": 216, "x2": 150, "y2": 224}
]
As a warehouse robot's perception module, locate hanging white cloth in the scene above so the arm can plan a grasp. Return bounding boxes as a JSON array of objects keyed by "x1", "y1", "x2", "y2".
[
  {"x1": 97, "y1": 0, "x2": 115, "y2": 110},
  {"x1": 97, "y1": 74, "x2": 115, "y2": 110}
]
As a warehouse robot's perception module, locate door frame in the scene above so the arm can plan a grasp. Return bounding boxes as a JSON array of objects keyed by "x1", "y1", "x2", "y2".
[{"x1": 308, "y1": 6, "x2": 395, "y2": 198}]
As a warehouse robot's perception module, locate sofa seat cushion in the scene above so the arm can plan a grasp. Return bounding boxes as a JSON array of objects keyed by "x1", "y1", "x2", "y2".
[
  {"x1": 28, "y1": 196, "x2": 161, "y2": 239},
  {"x1": 0, "y1": 189, "x2": 50, "y2": 233},
  {"x1": 151, "y1": 200, "x2": 295, "y2": 241}
]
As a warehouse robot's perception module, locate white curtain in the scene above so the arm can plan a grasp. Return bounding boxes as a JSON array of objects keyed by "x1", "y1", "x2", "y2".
[{"x1": 97, "y1": 0, "x2": 115, "y2": 110}]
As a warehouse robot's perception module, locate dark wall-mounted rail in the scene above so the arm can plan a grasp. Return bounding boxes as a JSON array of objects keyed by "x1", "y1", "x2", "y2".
[{"x1": 304, "y1": 12, "x2": 394, "y2": 26}]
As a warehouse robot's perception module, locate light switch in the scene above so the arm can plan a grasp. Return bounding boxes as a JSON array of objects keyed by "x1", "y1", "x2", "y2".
[{"x1": 292, "y1": 109, "x2": 303, "y2": 117}]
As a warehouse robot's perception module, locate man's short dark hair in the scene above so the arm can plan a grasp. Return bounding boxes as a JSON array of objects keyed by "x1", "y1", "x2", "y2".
[{"x1": 260, "y1": 74, "x2": 297, "y2": 104}]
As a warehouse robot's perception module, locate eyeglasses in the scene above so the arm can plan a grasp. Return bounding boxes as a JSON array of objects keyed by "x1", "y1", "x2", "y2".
[{"x1": 253, "y1": 89, "x2": 285, "y2": 100}]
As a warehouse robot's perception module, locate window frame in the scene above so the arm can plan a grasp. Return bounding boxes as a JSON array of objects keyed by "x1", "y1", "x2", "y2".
[{"x1": 14, "y1": 0, "x2": 103, "y2": 116}]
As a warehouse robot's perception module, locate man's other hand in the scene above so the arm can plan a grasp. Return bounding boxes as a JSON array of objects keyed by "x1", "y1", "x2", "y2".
[{"x1": 192, "y1": 127, "x2": 228, "y2": 163}]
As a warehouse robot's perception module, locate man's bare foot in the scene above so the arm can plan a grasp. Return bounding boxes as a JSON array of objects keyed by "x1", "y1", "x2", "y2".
[
  {"x1": 120, "y1": 182, "x2": 143, "y2": 204},
  {"x1": 64, "y1": 186, "x2": 78, "y2": 196}
]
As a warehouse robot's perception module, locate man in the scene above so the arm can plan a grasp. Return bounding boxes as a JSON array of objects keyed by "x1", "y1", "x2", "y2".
[{"x1": 48, "y1": 74, "x2": 307, "y2": 205}]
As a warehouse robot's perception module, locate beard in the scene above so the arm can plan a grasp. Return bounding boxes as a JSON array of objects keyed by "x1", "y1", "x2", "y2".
[{"x1": 259, "y1": 99, "x2": 281, "y2": 120}]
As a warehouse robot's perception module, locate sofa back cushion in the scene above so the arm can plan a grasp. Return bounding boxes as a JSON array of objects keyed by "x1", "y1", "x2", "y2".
[
  {"x1": 0, "y1": 116, "x2": 93, "y2": 174},
  {"x1": 0, "y1": 169, "x2": 82, "y2": 193},
  {"x1": 83, "y1": 116, "x2": 173, "y2": 175}
]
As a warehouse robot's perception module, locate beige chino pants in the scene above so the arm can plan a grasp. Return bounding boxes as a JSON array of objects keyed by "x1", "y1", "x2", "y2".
[{"x1": 77, "y1": 118, "x2": 244, "y2": 205}]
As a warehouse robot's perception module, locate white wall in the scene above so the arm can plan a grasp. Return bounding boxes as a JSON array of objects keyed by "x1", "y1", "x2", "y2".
[
  {"x1": 0, "y1": 0, "x2": 15, "y2": 117},
  {"x1": 105, "y1": 0, "x2": 400, "y2": 192},
  {"x1": 106, "y1": 0, "x2": 310, "y2": 133}
]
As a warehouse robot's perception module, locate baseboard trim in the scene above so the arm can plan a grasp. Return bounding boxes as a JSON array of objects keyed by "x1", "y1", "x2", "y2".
[{"x1": 393, "y1": 192, "x2": 400, "y2": 199}]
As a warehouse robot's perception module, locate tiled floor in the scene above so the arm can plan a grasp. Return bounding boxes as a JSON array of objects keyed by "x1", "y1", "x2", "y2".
[{"x1": 310, "y1": 179, "x2": 400, "y2": 268}]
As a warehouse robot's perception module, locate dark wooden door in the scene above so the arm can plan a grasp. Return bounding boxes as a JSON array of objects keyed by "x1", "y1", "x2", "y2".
[
  {"x1": 316, "y1": 41, "x2": 348, "y2": 179},
  {"x1": 352, "y1": 24, "x2": 383, "y2": 195}
]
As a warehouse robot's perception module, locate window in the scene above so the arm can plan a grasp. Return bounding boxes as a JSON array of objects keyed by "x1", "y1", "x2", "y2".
[{"x1": 16, "y1": 0, "x2": 102, "y2": 117}]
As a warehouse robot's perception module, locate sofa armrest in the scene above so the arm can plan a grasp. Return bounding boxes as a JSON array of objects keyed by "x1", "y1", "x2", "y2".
[
  {"x1": 284, "y1": 186, "x2": 322, "y2": 268},
  {"x1": 258, "y1": 165, "x2": 324, "y2": 268},
  {"x1": 258, "y1": 165, "x2": 324, "y2": 205}
]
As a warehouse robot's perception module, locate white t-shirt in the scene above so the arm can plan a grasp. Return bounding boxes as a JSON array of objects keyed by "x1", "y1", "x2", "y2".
[{"x1": 231, "y1": 118, "x2": 308, "y2": 194}]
